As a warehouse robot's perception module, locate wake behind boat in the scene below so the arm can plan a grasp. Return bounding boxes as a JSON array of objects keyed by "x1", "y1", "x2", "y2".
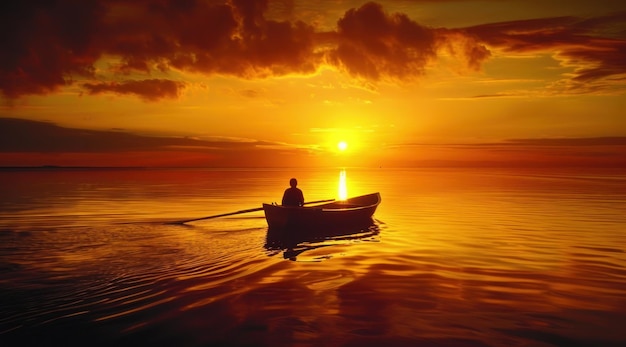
[{"x1": 263, "y1": 192, "x2": 381, "y2": 230}]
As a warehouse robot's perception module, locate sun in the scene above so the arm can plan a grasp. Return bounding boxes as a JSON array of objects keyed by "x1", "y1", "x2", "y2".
[{"x1": 337, "y1": 141, "x2": 348, "y2": 151}]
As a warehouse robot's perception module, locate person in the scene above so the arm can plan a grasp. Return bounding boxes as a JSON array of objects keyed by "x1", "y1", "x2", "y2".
[{"x1": 282, "y1": 178, "x2": 304, "y2": 206}]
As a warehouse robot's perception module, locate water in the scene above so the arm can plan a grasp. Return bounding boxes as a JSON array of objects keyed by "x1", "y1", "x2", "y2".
[{"x1": 1, "y1": 168, "x2": 625, "y2": 346}]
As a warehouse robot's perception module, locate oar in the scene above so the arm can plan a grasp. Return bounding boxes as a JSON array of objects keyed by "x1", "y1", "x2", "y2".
[{"x1": 167, "y1": 199, "x2": 335, "y2": 225}]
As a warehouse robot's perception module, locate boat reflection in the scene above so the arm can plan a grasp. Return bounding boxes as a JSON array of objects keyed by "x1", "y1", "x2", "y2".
[{"x1": 264, "y1": 220, "x2": 381, "y2": 261}]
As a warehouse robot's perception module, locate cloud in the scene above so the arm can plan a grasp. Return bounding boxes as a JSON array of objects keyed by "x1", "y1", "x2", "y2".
[
  {"x1": 0, "y1": 1, "x2": 103, "y2": 98},
  {"x1": 397, "y1": 136, "x2": 626, "y2": 148},
  {"x1": 3, "y1": 118, "x2": 625, "y2": 168},
  {"x1": 0, "y1": 0, "x2": 319, "y2": 99},
  {"x1": 504, "y1": 137, "x2": 626, "y2": 146},
  {"x1": 387, "y1": 136, "x2": 626, "y2": 167},
  {"x1": 82, "y1": 79, "x2": 185, "y2": 101},
  {"x1": 464, "y1": 13, "x2": 626, "y2": 93},
  {"x1": 238, "y1": 88, "x2": 263, "y2": 98},
  {"x1": 0, "y1": 117, "x2": 274, "y2": 153},
  {"x1": 326, "y1": 2, "x2": 437, "y2": 81},
  {"x1": 107, "y1": 0, "x2": 319, "y2": 77},
  {"x1": 1, "y1": 1, "x2": 625, "y2": 99},
  {"x1": 435, "y1": 29, "x2": 491, "y2": 71},
  {"x1": 0, "y1": 117, "x2": 334, "y2": 167}
]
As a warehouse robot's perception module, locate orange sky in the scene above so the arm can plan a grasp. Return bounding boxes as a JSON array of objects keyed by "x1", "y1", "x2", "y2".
[{"x1": 1, "y1": 0, "x2": 626, "y2": 167}]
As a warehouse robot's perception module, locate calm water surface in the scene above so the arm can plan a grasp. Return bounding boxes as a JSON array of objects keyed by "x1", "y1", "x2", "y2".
[{"x1": 1, "y1": 168, "x2": 625, "y2": 346}]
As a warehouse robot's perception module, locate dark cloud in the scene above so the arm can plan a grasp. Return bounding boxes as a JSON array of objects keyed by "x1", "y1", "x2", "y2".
[
  {"x1": 0, "y1": 117, "x2": 273, "y2": 153},
  {"x1": 504, "y1": 137, "x2": 626, "y2": 146},
  {"x1": 395, "y1": 136, "x2": 626, "y2": 149},
  {"x1": 464, "y1": 13, "x2": 626, "y2": 92},
  {"x1": 102, "y1": 0, "x2": 318, "y2": 77},
  {"x1": 389, "y1": 136, "x2": 626, "y2": 167},
  {"x1": 0, "y1": 117, "x2": 321, "y2": 167},
  {"x1": 1, "y1": 1, "x2": 625, "y2": 99},
  {"x1": 238, "y1": 88, "x2": 263, "y2": 98},
  {"x1": 82, "y1": 79, "x2": 185, "y2": 101},
  {"x1": 0, "y1": 1, "x2": 104, "y2": 97},
  {"x1": 0, "y1": 0, "x2": 318, "y2": 99},
  {"x1": 328, "y1": 2, "x2": 437, "y2": 81}
]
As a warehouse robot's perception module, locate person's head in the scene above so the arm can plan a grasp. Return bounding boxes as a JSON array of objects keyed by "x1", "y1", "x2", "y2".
[{"x1": 289, "y1": 178, "x2": 298, "y2": 188}]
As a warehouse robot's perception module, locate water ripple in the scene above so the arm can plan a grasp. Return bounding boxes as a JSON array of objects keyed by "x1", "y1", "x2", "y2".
[{"x1": 1, "y1": 168, "x2": 626, "y2": 346}]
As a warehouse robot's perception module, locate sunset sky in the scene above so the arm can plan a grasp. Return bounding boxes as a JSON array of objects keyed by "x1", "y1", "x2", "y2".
[{"x1": 1, "y1": 0, "x2": 625, "y2": 167}]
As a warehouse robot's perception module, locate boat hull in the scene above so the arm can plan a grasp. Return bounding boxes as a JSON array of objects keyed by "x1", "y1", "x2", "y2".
[{"x1": 263, "y1": 192, "x2": 381, "y2": 230}]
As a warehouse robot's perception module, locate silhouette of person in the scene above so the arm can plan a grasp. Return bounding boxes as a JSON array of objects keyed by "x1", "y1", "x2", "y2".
[{"x1": 282, "y1": 178, "x2": 304, "y2": 207}]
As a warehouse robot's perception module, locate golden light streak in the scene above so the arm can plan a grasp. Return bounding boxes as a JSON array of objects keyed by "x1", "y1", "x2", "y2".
[{"x1": 338, "y1": 169, "x2": 348, "y2": 200}]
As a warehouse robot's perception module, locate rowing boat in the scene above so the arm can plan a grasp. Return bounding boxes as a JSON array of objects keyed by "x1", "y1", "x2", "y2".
[{"x1": 262, "y1": 192, "x2": 381, "y2": 230}]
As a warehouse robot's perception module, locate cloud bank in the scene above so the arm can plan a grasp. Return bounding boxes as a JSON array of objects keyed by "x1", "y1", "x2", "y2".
[
  {"x1": 1, "y1": 1, "x2": 625, "y2": 100},
  {"x1": 0, "y1": 117, "x2": 269, "y2": 153},
  {"x1": 3, "y1": 118, "x2": 625, "y2": 168},
  {"x1": 0, "y1": 117, "x2": 314, "y2": 167},
  {"x1": 82, "y1": 79, "x2": 185, "y2": 101}
]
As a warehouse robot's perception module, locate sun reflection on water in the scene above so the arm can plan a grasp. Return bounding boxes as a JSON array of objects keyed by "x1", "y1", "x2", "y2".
[{"x1": 339, "y1": 169, "x2": 347, "y2": 200}]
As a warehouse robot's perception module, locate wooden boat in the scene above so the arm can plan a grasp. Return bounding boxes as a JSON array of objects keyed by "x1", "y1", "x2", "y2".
[{"x1": 263, "y1": 192, "x2": 381, "y2": 230}]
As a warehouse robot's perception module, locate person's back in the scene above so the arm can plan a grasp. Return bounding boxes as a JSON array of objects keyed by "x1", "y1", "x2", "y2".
[{"x1": 282, "y1": 178, "x2": 304, "y2": 206}]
